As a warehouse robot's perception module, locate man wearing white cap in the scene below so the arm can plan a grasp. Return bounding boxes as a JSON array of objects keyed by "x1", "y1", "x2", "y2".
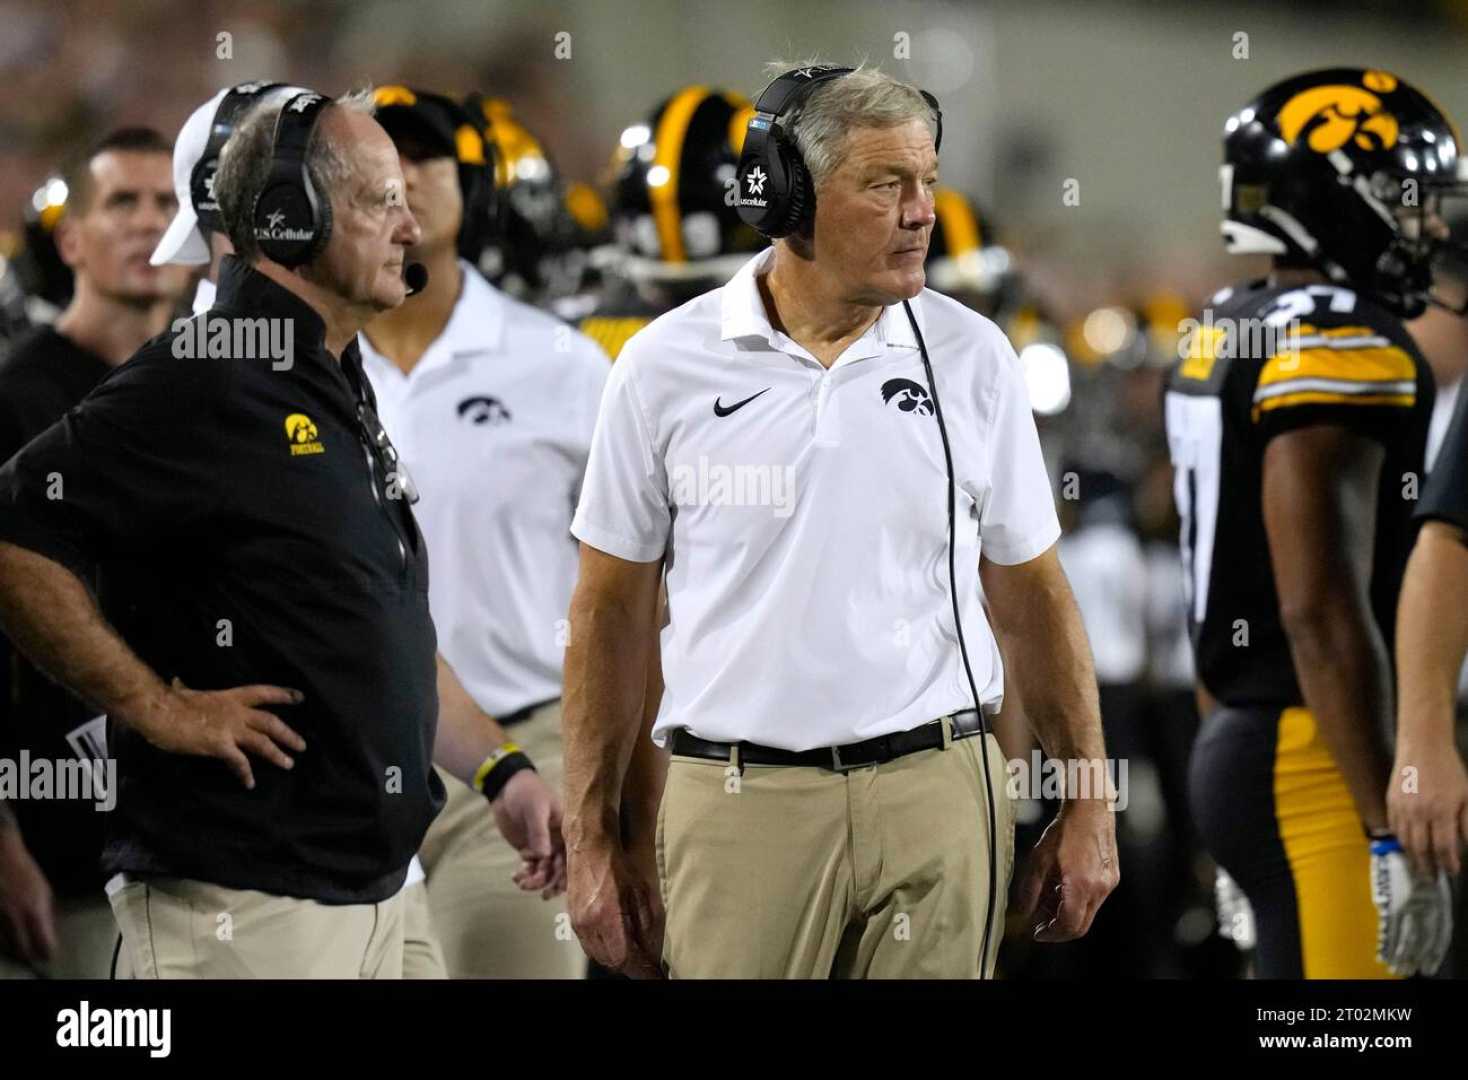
[{"x1": 151, "y1": 81, "x2": 307, "y2": 314}]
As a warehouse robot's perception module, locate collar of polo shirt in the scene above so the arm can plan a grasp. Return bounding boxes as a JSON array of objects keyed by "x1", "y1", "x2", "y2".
[{"x1": 719, "y1": 248, "x2": 926, "y2": 364}]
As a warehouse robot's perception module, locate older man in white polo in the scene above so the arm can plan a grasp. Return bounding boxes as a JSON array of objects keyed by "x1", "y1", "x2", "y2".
[{"x1": 563, "y1": 62, "x2": 1118, "y2": 979}]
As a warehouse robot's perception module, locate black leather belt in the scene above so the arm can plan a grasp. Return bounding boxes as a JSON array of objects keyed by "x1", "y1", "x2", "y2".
[
  {"x1": 669, "y1": 711, "x2": 985, "y2": 772},
  {"x1": 500, "y1": 697, "x2": 559, "y2": 728}
]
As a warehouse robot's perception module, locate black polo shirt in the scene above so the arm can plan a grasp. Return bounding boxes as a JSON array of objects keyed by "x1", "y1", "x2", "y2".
[
  {"x1": 0, "y1": 326, "x2": 112, "y2": 899},
  {"x1": 0, "y1": 257, "x2": 444, "y2": 904}
]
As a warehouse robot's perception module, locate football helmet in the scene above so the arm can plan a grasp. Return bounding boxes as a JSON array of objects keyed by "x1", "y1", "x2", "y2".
[
  {"x1": 1221, "y1": 67, "x2": 1468, "y2": 318},
  {"x1": 465, "y1": 93, "x2": 591, "y2": 302},
  {"x1": 606, "y1": 85, "x2": 767, "y2": 284}
]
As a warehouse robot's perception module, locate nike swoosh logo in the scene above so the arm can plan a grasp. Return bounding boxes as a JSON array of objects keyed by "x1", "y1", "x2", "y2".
[{"x1": 713, "y1": 387, "x2": 772, "y2": 417}]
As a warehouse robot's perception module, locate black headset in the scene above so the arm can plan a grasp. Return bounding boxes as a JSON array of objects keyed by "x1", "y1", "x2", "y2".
[
  {"x1": 251, "y1": 91, "x2": 331, "y2": 267},
  {"x1": 191, "y1": 81, "x2": 288, "y2": 236},
  {"x1": 734, "y1": 65, "x2": 942, "y2": 239},
  {"x1": 736, "y1": 66, "x2": 994, "y2": 975}
]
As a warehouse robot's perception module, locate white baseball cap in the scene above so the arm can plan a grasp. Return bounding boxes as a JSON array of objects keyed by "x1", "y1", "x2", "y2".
[{"x1": 151, "y1": 82, "x2": 305, "y2": 266}]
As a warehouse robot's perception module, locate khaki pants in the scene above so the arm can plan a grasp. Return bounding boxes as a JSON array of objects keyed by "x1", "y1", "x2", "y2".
[
  {"x1": 400, "y1": 879, "x2": 447, "y2": 978},
  {"x1": 107, "y1": 875, "x2": 405, "y2": 979},
  {"x1": 0, "y1": 891, "x2": 118, "y2": 979},
  {"x1": 657, "y1": 726, "x2": 1014, "y2": 979},
  {"x1": 418, "y1": 700, "x2": 586, "y2": 978}
]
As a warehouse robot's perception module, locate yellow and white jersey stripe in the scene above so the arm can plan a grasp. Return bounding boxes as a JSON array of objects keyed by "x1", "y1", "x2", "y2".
[{"x1": 1252, "y1": 324, "x2": 1417, "y2": 420}]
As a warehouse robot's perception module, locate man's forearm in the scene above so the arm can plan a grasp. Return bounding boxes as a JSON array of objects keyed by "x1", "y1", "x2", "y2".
[
  {"x1": 984, "y1": 556, "x2": 1105, "y2": 768},
  {"x1": 1283, "y1": 595, "x2": 1393, "y2": 831},
  {"x1": 622, "y1": 592, "x2": 668, "y2": 849},
  {"x1": 1396, "y1": 523, "x2": 1468, "y2": 750},
  {"x1": 0, "y1": 542, "x2": 166, "y2": 726},
  {"x1": 431, "y1": 653, "x2": 511, "y2": 786},
  {"x1": 563, "y1": 583, "x2": 657, "y2": 848}
]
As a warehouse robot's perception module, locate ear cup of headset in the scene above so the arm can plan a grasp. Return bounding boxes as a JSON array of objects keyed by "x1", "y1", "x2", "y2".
[
  {"x1": 775, "y1": 137, "x2": 813, "y2": 238},
  {"x1": 736, "y1": 128, "x2": 802, "y2": 239},
  {"x1": 190, "y1": 157, "x2": 220, "y2": 233},
  {"x1": 253, "y1": 174, "x2": 326, "y2": 268},
  {"x1": 456, "y1": 150, "x2": 495, "y2": 261}
]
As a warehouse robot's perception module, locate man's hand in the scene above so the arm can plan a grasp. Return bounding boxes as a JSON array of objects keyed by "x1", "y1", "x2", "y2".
[
  {"x1": 497, "y1": 769, "x2": 567, "y2": 899},
  {"x1": 568, "y1": 835, "x2": 664, "y2": 978},
  {"x1": 1016, "y1": 802, "x2": 1119, "y2": 941},
  {"x1": 0, "y1": 822, "x2": 57, "y2": 969},
  {"x1": 1371, "y1": 834, "x2": 1453, "y2": 977},
  {"x1": 1388, "y1": 742, "x2": 1468, "y2": 877},
  {"x1": 116, "y1": 678, "x2": 307, "y2": 790}
]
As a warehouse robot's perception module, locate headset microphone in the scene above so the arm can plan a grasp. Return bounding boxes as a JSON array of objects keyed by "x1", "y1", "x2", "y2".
[{"x1": 404, "y1": 262, "x2": 428, "y2": 296}]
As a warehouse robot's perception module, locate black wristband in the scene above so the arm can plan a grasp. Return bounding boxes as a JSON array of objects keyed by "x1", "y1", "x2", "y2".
[{"x1": 480, "y1": 751, "x2": 536, "y2": 802}]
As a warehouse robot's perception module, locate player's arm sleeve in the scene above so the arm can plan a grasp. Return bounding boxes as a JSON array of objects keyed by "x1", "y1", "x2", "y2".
[
  {"x1": 1252, "y1": 325, "x2": 1419, "y2": 445},
  {"x1": 978, "y1": 336, "x2": 1061, "y2": 565},
  {"x1": 0, "y1": 349, "x2": 231, "y2": 580},
  {"x1": 570, "y1": 350, "x2": 669, "y2": 563},
  {"x1": 1418, "y1": 378, "x2": 1468, "y2": 534}
]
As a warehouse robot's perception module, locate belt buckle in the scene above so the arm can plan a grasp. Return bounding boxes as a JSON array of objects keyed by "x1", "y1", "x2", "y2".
[{"x1": 829, "y1": 744, "x2": 858, "y2": 773}]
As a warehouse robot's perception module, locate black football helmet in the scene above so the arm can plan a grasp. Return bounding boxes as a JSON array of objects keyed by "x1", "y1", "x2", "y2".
[
  {"x1": 606, "y1": 85, "x2": 767, "y2": 284},
  {"x1": 1221, "y1": 67, "x2": 1468, "y2": 318},
  {"x1": 465, "y1": 93, "x2": 592, "y2": 302}
]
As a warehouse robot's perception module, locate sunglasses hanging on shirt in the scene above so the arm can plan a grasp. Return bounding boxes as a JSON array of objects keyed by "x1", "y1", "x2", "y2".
[{"x1": 356, "y1": 399, "x2": 420, "y2": 505}]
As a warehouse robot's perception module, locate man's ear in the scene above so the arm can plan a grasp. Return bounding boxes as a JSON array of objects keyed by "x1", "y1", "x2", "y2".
[{"x1": 54, "y1": 215, "x2": 85, "y2": 271}]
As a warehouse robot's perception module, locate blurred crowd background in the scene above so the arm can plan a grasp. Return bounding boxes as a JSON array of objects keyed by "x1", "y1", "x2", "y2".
[{"x1": 5, "y1": 0, "x2": 1468, "y2": 978}]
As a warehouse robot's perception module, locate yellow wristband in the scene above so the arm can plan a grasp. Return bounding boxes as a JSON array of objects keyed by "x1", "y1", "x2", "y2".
[{"x1": 472, "y1": 742, "x2": 522, "y2": 794}]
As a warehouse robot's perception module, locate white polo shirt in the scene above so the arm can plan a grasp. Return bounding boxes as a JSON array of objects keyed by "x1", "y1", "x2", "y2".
[
  {"x1": 360, "y1": 261, "x2": 609, "y2": 717},
  {"x1": 571, "y1": 247, "x2": 1060, "y2": 750}
]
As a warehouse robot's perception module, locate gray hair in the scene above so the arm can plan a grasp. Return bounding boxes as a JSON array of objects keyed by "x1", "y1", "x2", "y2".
[
  {"x1": 216, "y1": 87, "x2": 377, "y2": 264},
  {"x1": 767, "y1": 60, "x2": 938, "y2": 189}
]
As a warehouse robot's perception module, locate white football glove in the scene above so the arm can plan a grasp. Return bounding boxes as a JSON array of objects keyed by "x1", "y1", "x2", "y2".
[
  {"x1": 1215, "y1": 867, "x2": 1257, "y2": 951},
  {"x1": 1371, "y1": 834, "x2": 1453, "y2": 977}
]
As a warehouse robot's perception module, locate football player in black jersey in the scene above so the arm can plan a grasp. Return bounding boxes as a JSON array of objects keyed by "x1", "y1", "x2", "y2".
[
  {"x1": 1165, "y1": 68, "x2": 1462, "y2": 978},
  {"x1": 579, "y1": 85, "x2": 768, "y2": 360}
]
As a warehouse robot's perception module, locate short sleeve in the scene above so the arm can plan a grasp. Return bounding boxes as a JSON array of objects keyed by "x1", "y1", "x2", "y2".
[
  {"x1": 1419, "y1": 378, "x2": 1468, "y2": 533},
  {"x1": 573, "y1": 335, "x2": 612, "y2": 456},
  {"x1": 1252, "y1": 327, "x2": 1419, "y2": 444},
  {"x1": 0, "y1": 348, "x2": 231, "y2": 579},
  {"x1": 979, "y1": 338, "x2": 1061, "y2": 565},
  {"x1": 570, "y1": 350, "x2": 669, "y2": 563}
]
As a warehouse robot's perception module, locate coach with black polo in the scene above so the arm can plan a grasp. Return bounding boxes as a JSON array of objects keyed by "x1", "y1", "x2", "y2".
[
  {"x1": 564, "y1": 63, "x2": 1119, "y2": 978},
  {"x1": 0, "y1": 88, "x2": 562, "y2": 978}
]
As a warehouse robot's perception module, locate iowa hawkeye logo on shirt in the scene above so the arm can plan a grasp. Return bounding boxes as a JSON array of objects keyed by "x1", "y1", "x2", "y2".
[{"x1": 285, "y1": 412, "x2": 324, "y2": 456}]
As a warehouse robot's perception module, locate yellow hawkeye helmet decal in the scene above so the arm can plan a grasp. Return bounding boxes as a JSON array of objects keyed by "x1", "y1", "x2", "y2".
[
  {"x1": 285, "y1": 413, "x2": 324, "y2": 456},
  {"x1": 1277, "y1": 71, "x2": 1400, "y2": 154}
]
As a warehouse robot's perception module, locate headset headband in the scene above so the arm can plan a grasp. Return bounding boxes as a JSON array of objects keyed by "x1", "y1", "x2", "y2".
[
  {"x1": 270, "y1": 92, "x2": 329, "y2": 170},
  {"x1": 192, "y1": 81, "x2": 287, "y2": 227}
]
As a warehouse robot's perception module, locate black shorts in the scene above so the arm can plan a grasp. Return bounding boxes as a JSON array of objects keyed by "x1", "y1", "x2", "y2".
[{"x1": 1189, "y1": 704, "x2": 1396, "y2": 979}]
